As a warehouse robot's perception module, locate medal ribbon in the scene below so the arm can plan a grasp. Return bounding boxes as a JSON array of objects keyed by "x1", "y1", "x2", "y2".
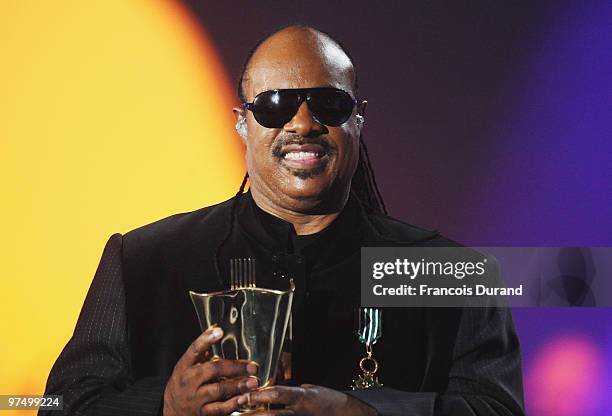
[{"x1": 352, "y1": 307, "x2": 383, "y2": 390}]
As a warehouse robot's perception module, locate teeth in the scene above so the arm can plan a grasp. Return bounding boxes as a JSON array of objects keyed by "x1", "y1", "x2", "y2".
[{"x1": 284, "y1": 151, "x2": 319, "y2": 160}]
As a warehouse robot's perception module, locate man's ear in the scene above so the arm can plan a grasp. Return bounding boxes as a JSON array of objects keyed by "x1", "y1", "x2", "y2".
[
  {"x1": 357, "y1": 100, "x2": 368, "y2": 117},
  {"x1": 232, "y1": 107, "x2": 248, "y2": 143},
  {"x1": 356, "y1": 100, "x2": 367, "y2": 130}
]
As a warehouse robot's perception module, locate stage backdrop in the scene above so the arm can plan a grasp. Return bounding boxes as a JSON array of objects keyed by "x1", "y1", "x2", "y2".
[
  {"x1": 2, "y1": 1, "x2": 611, "y2": 416},
  {"x1": 0, "y1": 2, "x2": 243, "y2": 414}
]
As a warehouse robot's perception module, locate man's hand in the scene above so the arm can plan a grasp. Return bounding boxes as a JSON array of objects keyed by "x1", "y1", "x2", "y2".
[
  {"x1": 246, "y1": 384, "x2": 378, "y2": 416},
  {"x1": 163, "y1": 326, "x2": 260, "y2": 416}
]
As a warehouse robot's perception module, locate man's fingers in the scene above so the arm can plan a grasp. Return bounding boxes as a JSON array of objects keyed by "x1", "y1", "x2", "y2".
[
  {"x1": 178, "y1": 359, "x2": 256, "y2": 389},
  {"x1": 248, "y1": 386, "x2": 304, "y2": 407},
  {"x1": 174, "y1": 326, "x2": 223, "y2": 373},
  {"x1": 200, "y1": 393, "x2": 251, "y2": 416},
  {"x1": 199, "y1": 358, "x2": 259, "y2": 382},
  {"x1": 198, "y1": 375, "x2": 259, "y2": 402}
]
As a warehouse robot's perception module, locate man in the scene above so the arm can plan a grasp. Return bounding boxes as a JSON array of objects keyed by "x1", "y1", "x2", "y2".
[{"x1": 42, "y1": 25, "x2": 524, "y2": 415}]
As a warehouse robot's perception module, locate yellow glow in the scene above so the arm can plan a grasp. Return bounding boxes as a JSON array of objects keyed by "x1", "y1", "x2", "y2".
[{"x1": 0, "y1": 1, "x2": 243, "y2": 411}]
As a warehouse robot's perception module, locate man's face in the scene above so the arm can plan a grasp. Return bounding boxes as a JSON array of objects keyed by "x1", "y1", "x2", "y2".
[{"x1": 236, "y1": 31, "x2": 364, "y2": 213}]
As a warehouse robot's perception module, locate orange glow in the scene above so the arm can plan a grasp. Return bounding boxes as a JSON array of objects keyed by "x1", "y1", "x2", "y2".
[{"x1": 0, "y1": 1, "x2": 243, "y2": 413}]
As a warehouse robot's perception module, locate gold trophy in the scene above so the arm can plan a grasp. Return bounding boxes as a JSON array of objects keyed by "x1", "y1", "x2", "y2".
[{"x1": 190, "y1": 258, "x2": 294, "y2": 413}]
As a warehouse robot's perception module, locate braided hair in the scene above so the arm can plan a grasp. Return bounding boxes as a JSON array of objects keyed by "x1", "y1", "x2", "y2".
[{"x1": 214, "y1": 25, "x2": 387, "y2": 284}]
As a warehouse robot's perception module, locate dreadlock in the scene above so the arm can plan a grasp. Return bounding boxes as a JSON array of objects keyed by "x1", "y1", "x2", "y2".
[
  {"x1": 352, "y1": 135, "x2": 387, "y2": 215},
  {"x1": 214, "y1": 24, "x2": 387, "y2": 284}
]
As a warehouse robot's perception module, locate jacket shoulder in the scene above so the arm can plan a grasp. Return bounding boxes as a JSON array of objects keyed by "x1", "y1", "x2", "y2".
[
  {"x1": 366, "y1": 212, "x2": 459, "y2": 246},
  {"x1": 122, "y1": 196, "x2": 235, "y2": 253}
]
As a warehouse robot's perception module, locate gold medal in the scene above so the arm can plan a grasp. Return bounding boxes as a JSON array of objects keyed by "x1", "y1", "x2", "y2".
[
  {"x1": 351, "y1": 308, "x2": 383, "y2": 390},
  {"x1": 352, "y1": 343, "x2": 383, "y2": 390}
]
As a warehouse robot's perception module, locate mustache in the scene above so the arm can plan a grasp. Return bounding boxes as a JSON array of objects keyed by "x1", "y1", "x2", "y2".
[{"x1": 271, "y1": 134, "x2": 336, "y2": 158}]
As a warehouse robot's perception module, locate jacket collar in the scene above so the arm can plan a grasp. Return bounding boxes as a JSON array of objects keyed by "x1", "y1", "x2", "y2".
[
  {"x1": 234, "y1": 190, "x2": 440, "y2": 269},
  {"x1": 235, "y1": 190, "x2": 366, "y2": 266}
]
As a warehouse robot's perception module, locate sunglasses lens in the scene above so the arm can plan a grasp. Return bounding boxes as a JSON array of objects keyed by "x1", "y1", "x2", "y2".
[
  {"x1": 252, "y1": 90, "x2": 300, "y2": 128},
  {"x1": 248, "y1": 88, "x2": 356, "y2": 128},
  {"x1": 308, "y1": 89, "x2": 355, "y2": 126}
]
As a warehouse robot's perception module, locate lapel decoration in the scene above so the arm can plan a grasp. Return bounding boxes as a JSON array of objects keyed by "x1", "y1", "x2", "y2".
[{"x1": 351, "y1": 307, "x2": 383, "y2": 390}]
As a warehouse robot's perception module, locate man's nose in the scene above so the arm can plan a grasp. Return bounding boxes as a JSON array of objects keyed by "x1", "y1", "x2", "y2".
[{"x1": 283, "y1": 102, "x2": 326, "y2": 136}]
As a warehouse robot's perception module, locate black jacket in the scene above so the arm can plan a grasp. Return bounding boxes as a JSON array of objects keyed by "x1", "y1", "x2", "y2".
[{"x1": 41, "y1": 191, "x2": 524, "y2": 415}]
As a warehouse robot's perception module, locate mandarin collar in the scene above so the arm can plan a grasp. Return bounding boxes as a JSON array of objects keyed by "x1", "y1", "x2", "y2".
[{"x1": 236, "y1": 190, "x2": 364, "y2": 267}]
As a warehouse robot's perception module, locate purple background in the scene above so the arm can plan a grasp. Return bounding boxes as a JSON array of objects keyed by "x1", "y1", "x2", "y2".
[{"x1": 184, "y1": 1, "x2": 612, "y2": 414}]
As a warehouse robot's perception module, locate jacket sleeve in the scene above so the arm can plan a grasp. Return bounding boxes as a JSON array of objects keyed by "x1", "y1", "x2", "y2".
[
  {"x1": 346, "y1": 305, "x2": 525, "y2": 416},
  {"x1": 39, "y1": 233, "x2": 166, "y2": 416}
]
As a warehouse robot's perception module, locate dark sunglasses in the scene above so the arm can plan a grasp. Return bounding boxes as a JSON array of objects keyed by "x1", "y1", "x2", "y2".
[{"x1": 242, "y1": 87, "x2": 357, "y2": 128}]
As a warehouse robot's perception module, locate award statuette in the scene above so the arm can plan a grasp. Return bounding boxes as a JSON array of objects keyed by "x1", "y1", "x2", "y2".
[
  {"x1": 351, "y1": 307, "x2": 383, "y2": 390},
  {"x1": 189, "y1": 258, "x2": 294, "y2": 413}
]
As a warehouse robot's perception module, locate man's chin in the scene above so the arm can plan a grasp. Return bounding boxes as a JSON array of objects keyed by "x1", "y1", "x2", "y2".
[
  {"x1": 278, "y1": 176, "x2": 336, "y2": 204},
  {"x1": 291, "y1": 165, "x2": 326, "y2": 180},
  {"x1": 267, "y1": 174, "x2": 347, "y2": 213}
]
